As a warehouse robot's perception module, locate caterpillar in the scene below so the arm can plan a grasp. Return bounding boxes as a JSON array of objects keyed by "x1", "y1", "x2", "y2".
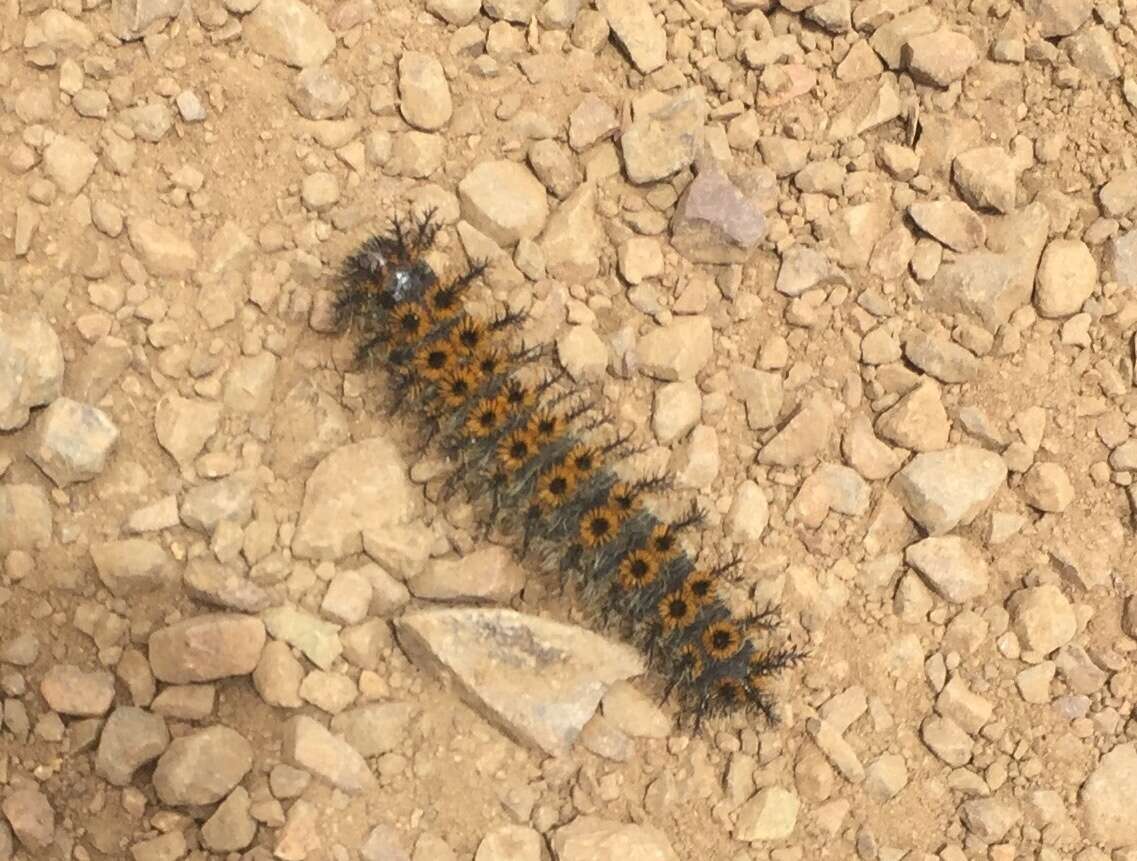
[{"x1": 332, "y1": 211, "x2": 805, "y2": 729}]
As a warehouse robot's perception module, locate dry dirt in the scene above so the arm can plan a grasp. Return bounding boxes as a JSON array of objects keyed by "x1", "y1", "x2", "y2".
[{"x1": 2, "y1": 0, "x2": 1137, "y2": 859}]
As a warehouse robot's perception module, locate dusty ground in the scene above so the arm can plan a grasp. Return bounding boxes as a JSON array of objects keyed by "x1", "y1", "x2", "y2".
[{"x1": 2, "y1": 0, "x2": 1137, "y2": 859}]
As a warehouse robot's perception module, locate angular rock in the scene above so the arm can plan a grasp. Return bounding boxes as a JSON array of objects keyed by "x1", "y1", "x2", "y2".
[
  {"x1": 127, "y1": 217, "x2": 199, "y2": 277},
  {"x1": 953, "y1": 146, "x2": 1016, "y2": 214},
  {"x1": 148, "y1": 613, "x2": 266, "y2": 683},
  {"x1": 927, "y1": 252, "x2": 1029, "y2": 332},
  {"x1": 826, "y1": 75, "x2": 901, "y2": 141},
  {"x1": 902, "y1": 30, "x2": 977, "y2": 87},
  {"x1": 596, "y1": 0, "x2": 666, "y2": 73},
  {"x1": 1, "y1": 788, "x2": 54, "y2": 853},
  {"x1": 458, "y1": 160, "x2": 549, "y2": 248},
  {"x1": 903, "y1": 332, "x2": 979, "y2": 384},
  {"x1": 1021, "y1": 462, "x2": 1074, "y2": 513},
  {"x1": 111, "y1": 0, "x2": 185, "y2": 39},
  {"x1": 1080, "y1": 743, "x2": 1137, "y2": 848},
  {"x1": 734, "y1": 787, "x2": 799, "y2": 842},
  {"x1": 43, "y1": 134, "x2": 97, "y2": 195},
  {"x1": 271, "y1": 379, "x2": 351, "y2": 475},
  {"x1": 920, "y1": 714, "x2": 972, "y2": 766},
  {"x1": 201, "y1": 787, "x2": 256, "y2": 853},
  {"x1": 396, "y1": 608, "x2": 643, "y2": 755},
  {"x1": 636, "y1": 316, "x2": 713, "y2": 382},
  {"x1": 540, "y1": 183, "x2": 603, "y2": 281},
  {"x1": 91, "y1": 538, "x2": 176, "y2": 597},
  {"x1": 1101, "y1": 170, "x2": 1137, "y2": 218},
  {"x1": 1026, "y1": 0, "x2": 1091, "y2": 37},
  {"x1": 620, "y1": 88, "x2": 707, "y2": 184},
  {"x1": 907, "y1": 200, "x2": 985, "y2": 253},
  {"x1": 289, "y1": 67, "x2": 351, "y2": 121},
  {"x1": 154, "y1": 394, "x2": 222, "y2": 467},
  {"x1": 759, "y1": 396, "x2": 833, "y2": 466},
  {"x1": 670, "y1": 166, "x2": 766, "y2": 264},
  {"x1": 262, "y1": 605, "x2": 343, "y2": 670},
  {"x1": 875, "y1": 381, "x2": 950, "y2": 452},
  {"x1": 29, "y1": 398, "x2": 118, "y2": 487},
  {"x1": 960, "y1": 798, "x2": 1021, "y2": 844},
  {"x1": 0, "y1": 311, "x2": 64, "y2": 432},
  {"x1": 181, "y1": 472, "x2": 256, "y2": 535},
  {"x1": 283, "y1": 714, "x2": 375, "y2": 794},
  {"x1": 775, "y1": 246, "x2": 848, "y2": 297},
  {"x1": 411, "y1": 546, "x2": 525, "y2": 602},
  {"x1": 292, "y1": 438, "x2": 420, "y2": 561},
  {"x1": 243, "y1": 0, "x2": 335, "y2": 67},
  {"x1": 1008, "y1": 585, "x2": 1076, "y2": 655},
  {"x1": 0, "y1": 484, "x2": 53, "y2": 554},
  {"x1": 23, "y1": 9, "x2": 95, "y2": 50},
  {"x1": 1105, "y1": 230, "x2": 1137, "y2": 289},
  {"x1": 892, "y1": 446, "x2": 1006, "y2": 535},
  {"x1": 905, "y1": 537, "x2": 989, "y2": 603}
]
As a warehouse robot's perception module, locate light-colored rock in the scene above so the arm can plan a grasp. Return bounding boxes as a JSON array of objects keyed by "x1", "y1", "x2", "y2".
[
  {"x1": 953, "y1": 146, "x2": 1016, "y2": 214},
  {"x1": 902, "y1": 30, "x2": 977, "y2": 87},
  {"x1": 551, "y1": 816, "x2": 676, "y2": 861},
  {"x1": 759, "y1": 396, "x2": 833, "y2": 466},
  {"x1": 1080, "y1": 743, "x2": 1137, "y2": 848},
  {"x1": 40, "y1": 664, "x2": 115, "y2": 716},
  {"x1": 908, "y1": 200, "x2": 985, "y2": 252},
  {"x1": 892, "y1": 446, "x2": 1006, "y2": 535},
  {"x1": 398, "y1": 52, "x2": 452, "y2": 131},
  {"x1": 458, "y1": 161, "x2": 549, "y2": 247},
  {"x1": 411, "y1": 546, "x2": 525, "y2": 602},
  {"x1": 28, "y1": 398, "x2": 118, "y2": 487},
  {"x1": 1008, "y1": 585, "x2": 1076, "y2": 655},
  {"x1": 292, "y1": 438, "x2": 420, "y2": 561},
  {"x1": 127, "y1": 217, "x2": 199, "y2": 277},
  {"x1": 620, "y1": 88, "x2": 707, "y2": 184},
  {"x1": 540, "y1": 182, "x2": 602, "y2": 281},
  {"x1": 396, "y1": 608, "x2": 643, "y2": 755},
  {"x1": 42, "y1": 134, "x2": 97, "y2": 195},
  {"x1": 734, "y1": 787, "x2": 800, "y2": 841},
  {"x1": 91, "y1": 538, "x2": 176, "y2": 597},
  {"x1": 262, "y1": 605, "x2": 343, "y2": 670},
  {"x1": 1034, "y1": 239, "x2": 1097, "y2": 318},
  {"x1": 596, "y1": 0, "x2": 666, "y2": 73},
  {"x1": 636, "y1": 316, "x2": 713, "y2": 382},
  {"x1": 155, "y1": 394, "x2": 221, "y2": 466},
  {"x1": 0, "y1": 312, "x2": 64, "y2": 432},
  {"x1": 905, "y1": 537, "x2": 989, "y2": 603},
  {"x1": 243, "y1": 0, "x2": 335, "y2": 67},
  {"x1": 875, "y1": 381, "x2": 950, "y2": 452},
  {"x1": 1, "y1": 788, "x2": 54, "y2": 853},
  {"x1": 0, "y1": 484, "x2": 53, "y2": 555},
  {"x1": 1021, "y1": 462, "x2": 1074, "y2": 512},
  {"x1": 283, "y1": 714, "x2": 376, "y2": 794}
]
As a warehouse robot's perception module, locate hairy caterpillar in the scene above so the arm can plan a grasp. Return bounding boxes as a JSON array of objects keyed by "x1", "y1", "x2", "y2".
[{"x1": 332, "y1": 212, "x2": 804, "y2": 729}]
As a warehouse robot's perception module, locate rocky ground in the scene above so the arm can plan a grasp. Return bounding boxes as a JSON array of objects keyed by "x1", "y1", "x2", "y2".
[{"x1": 2, "y1": 0, "x2": 1137, "y2": 858}]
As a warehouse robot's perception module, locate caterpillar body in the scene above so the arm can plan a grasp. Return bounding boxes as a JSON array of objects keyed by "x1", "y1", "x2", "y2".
[{"x1": 333, "y1": 212, "x2": 805, "y2": 729}]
